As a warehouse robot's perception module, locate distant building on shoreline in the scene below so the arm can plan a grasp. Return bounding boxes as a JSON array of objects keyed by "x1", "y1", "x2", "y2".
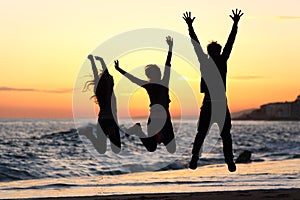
[{"x1": 235, "y1": 95, "x2": 300, "y2": 120}]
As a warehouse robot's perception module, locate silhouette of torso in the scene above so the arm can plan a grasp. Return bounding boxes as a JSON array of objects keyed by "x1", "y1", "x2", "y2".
[
  {"x1": 95, "y1": 71, "x2": 117, "y2": 118},
  {"x1": 142, "y1": 83, "x2": 171, "y2": 109},
  {"x1": 188, "y1": 23, "x2": 238, "y2": 97},
  {"x1": 201, "y1": 56, "x2": 228, "y2": 95}
]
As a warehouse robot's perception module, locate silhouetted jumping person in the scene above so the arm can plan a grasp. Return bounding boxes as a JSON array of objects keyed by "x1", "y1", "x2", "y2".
[
  {"x1": 115, "y1": 36, "x2": 176, "y2": 153},
  {"x1": 183, "y1": 9, "x2": 243, "y2": 172},
  {"x1": 82, "y1": 55, "x2": 121, "y2": 154}
]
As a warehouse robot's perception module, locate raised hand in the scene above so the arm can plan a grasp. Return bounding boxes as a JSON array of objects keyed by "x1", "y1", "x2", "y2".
[
  {"x1": 183, "y1": 11, "x2": 195, "y2": 26},
  {"x1": 94, "y1": 56, "x2": 103, "y2": 61},
  {"x1": 114, "y1": 60, "x2": 120, "y2": 70},
  {"x1": 230, "y1": 9, "x2": 244, "y2": 24},
  {"x1": 87, "y1": 54, "x2": 94, "y2": 60},
  {"x1": 166, "y1": 36, "x2": 173, "y2": 50}
]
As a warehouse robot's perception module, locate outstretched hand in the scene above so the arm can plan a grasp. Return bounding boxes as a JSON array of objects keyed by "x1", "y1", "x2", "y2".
[
  {"x1": 183, "y1": 11, "x2": 195, "y2": 26},
  {"x1": 87, "y1": 54, "x2": 94, "y2": 60},
  {"x1": 230, "y1": 9, "x2": 244, "y2": 24},
  {"x1": 94, "y1": 56, "x2": 103, "y2": 61},
  {"x1": 114, "y1": 60, "x2": 120, "y2": 70},
  {"x1": 166, "y1": 36, "x2": 173, "y2": 50}
]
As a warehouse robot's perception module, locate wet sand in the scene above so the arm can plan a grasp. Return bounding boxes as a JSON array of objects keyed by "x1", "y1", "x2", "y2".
[
  {"x1": 25, "y1": 189, "x2": 300, "y2": 200},
  {"x1": 1, "y1": 159, "x2": 299, "y2": 200}
]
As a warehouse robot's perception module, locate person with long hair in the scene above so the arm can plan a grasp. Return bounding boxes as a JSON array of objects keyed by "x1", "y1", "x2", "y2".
[{"x1": 82, "y1": 55, "x2": 121, "y2": 154}]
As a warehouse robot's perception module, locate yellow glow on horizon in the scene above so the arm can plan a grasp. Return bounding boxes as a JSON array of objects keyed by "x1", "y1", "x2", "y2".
[
  {"x1": 0, "y1": 0, "x2": 300, "y2": 118},
  {"x1": 105, "y1": 49, "x2": 201, "y2": 118}
]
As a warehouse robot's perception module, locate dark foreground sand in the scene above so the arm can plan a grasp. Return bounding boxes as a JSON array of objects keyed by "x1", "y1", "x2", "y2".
[{"x1": 24, "y1": 189, "x2": 300, "y2": 200}]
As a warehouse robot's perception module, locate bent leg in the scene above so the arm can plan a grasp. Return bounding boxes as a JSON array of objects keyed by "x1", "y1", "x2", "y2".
[
  {"x1": 140, "y1": 135, "x2": 157, "y2": 152},
  {"x1": 138, "y1": 116, "x2": 158, "y2": 152},
  {"x1": 108, "y1": 124, "x2": 121, "y2": 154},
  {"x1": 94, "y1": 122, "x2": 108, "y2": 154},
  {"x1": 126, "y1": 122, "x2": 157, "y2": 152},
  {"x1": 162, "y1": 112, "x2": 176, "y2": 153},
  {"x1": 99, "y1": 118, "x2": 121, "y2": 154}
]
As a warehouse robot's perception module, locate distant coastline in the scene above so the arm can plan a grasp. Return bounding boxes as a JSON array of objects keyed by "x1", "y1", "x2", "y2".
[{"x1": 233, "y1": 95, "x2": 300, "y2": 121}]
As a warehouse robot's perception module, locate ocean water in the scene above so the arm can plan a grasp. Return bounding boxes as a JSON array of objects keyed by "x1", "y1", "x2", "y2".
[{"x1": 0, "y1": 118, "x2": 299, "y2": 182}]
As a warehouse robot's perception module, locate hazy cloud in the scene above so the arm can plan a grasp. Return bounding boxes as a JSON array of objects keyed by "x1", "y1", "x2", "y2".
[
  {"x1": 229, "y1": 75, "x2": 264, "y2": 80},
  {"x1": 247, "y1": 15, "x2": 300, "y2": 21},
  {"x1": 0, "y1": 87, "x2": 72, "y2": 93},
  {"x1": 274, "y1": 16, "x2": 300, "y2": 20}
]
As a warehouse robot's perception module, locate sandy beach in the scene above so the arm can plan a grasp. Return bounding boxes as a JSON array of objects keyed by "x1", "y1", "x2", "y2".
[
  {"x1": 1, "y1": 159, "x2": 299, "y2": 200},
  {"x1": 30, "y1": 189, "x2": 300, "y2": 200}
]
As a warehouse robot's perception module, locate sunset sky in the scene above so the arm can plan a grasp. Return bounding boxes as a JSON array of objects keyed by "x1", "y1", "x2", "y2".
[{"x1": 0, "y1": 0, "x2": 299, "y2": 118}]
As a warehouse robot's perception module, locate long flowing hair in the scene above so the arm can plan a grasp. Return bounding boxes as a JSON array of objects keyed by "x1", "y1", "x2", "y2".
[{"x1": 82, "y1": 70, "x2": 103, "y2": 104}]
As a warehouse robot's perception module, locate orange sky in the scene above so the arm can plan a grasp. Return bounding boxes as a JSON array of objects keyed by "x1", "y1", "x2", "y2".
[{"x1": 0, "y1": 0, "x2": 299, "y2": 118}]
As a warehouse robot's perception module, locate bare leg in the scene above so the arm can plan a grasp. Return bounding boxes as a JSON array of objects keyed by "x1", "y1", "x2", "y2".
[
  {"x1": 108, "y1": 126, "x2": 121, "y2": 154},
  {"x1": 127, "y1": 123, "x2": 158, "y2": 152}
]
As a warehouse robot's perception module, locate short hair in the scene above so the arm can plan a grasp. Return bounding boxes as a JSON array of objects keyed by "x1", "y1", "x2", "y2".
[
  {"x1": 145, "y1": 64, "x2": 161, "y2": 80},
  {"x1": 207, "y1": 41, "x2": 222, "y2": 56}
]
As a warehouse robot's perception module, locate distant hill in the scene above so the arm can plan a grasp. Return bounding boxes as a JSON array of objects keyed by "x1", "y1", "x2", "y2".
[
  {"x1": 231, "y1": 108, "x2": 256, "y2": 119},
  {"x1": 233, "y1": 95, "x2": 300, "y2": 121}
]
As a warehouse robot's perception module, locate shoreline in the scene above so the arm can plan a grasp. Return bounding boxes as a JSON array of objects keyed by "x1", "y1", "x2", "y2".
[
  {"x1": 12, "y1": 189, "x2": 300, "y2": 200},
  {"x1": 1, "y1": 159, "x2": 299, "y2": 200}
]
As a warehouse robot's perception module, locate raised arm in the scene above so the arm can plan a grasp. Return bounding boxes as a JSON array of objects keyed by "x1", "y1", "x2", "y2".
[
  {"x1": 161, "y1": 36, "x2": 173, "y2": 86},
  {"x1": 94, "y1": 56, "x2": 110, "y2": 75},
  {"x1": 183, "y1": 12, "x2": 207, "y2": 62},
  {"x1": 114, "y1": 60, "x2": 147, "y2": 86},
  {"x1": 222, "y1": 9, "x2": 244, "y2": 60},
  {"x1": 87, "y1": 55, "x2": 99, "y2": 84}
]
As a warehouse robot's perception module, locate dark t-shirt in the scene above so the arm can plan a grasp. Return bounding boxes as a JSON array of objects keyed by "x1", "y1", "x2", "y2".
[
  {"x1": 142, "y1": 83, "x2": 171, "y2": 109},
  {"x1": 188, "y1": 23, "x2": 238, "y2": 97},
  {"x1": 200, "y1": 56, "x2": 228, "y2": 95}
]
